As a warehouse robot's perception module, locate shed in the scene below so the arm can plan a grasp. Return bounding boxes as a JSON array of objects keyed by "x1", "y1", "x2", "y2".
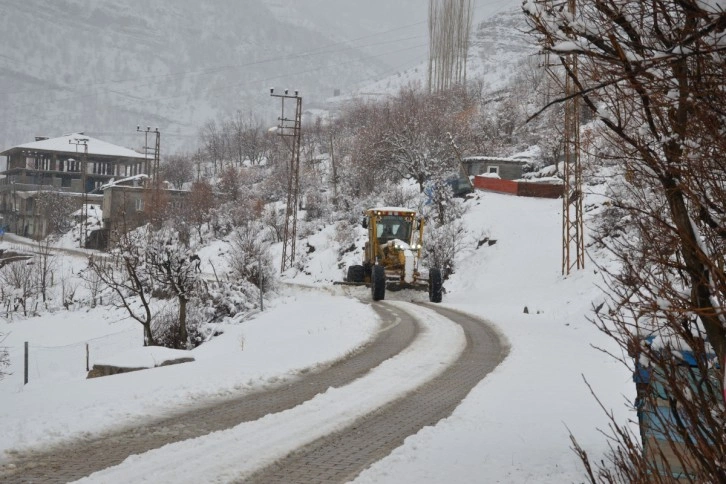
[{"x1": 462, "y1": 156, "x2": 530, "y2": 180}]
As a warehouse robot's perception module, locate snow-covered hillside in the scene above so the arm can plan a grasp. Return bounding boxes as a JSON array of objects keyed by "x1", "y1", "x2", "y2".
[{"x1": 337, "y1": 4, "x2": 532, "y2": 103}]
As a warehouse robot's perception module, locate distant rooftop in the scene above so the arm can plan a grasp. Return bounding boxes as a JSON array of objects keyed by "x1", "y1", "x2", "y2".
[
  {"x1": 1, "y1": 133, "x2": 148, "y2": 159},
  {"x1": 462, "y1": 155, "x2": 530, "y2": 164}
]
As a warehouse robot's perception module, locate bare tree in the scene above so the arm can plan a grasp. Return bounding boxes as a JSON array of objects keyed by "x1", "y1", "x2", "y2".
[
  {"x1": 223, "y1": 111, "x2": 269, "y2": 166},
  {"x1": 367, "y1": 87, "x2": 466, "y2": 192},
  {"x1": 200, "y1": 120, "x2": 225, "y2": 176},
  {"x1": 142, "y1": 180, "x2": 171, "y2": 228},
  {"x1": 59, "y1": 267, "x2": 79, "y2": 310},
  {"x1": 35, "y1": 191, "x2": 77, "y2": 236},
  {"x1": 428, "y1": 0, "x2": 474, "y2": 92},
  {"x1": 185, "y1": 180, "x2": 216, "y2": 242},
  {"x1": 146, "y1": 228, "x2": 202, "y2": 349},
  {"x1": 217, "y1": 165, "x2": 241, "y2": 202},
  {"x1": 0, "y1": 257, "x2": 36, "y2": 316},
  {"x1": 33, "y1": 238, "x2": 56, "y2": 304},
  {"x1": 80, "y1": 264, "x2": 103, "y2": 308},
  {"x1": 0, "y1": 332, "x2": 9, "y2": 381},
  {"x1": 88, "y1": 232, "x2": 156, "y2": 346},
  {"x1": 525, "y1": 0, "x2": 726, "y2": 479},
  {"x1": 160, "y1": 153, "x2": 195, "y2": 190}
]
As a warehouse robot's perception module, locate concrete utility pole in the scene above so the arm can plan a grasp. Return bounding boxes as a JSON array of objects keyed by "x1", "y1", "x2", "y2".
[
  {"x1": 137, "y1": 126, "x2": 161, "y2": 223},
  {"x1": 270, "y1": 88, "x2": 302, "y2": 273},
  {"x1": 69, "y1": 137, "x2": 89, "y2": 248},
  {"x1": 542, "y1": 0, "x2": 585, "y2": 275}
]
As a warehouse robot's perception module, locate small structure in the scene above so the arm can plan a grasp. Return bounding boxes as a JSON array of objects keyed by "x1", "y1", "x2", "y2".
[
  {"x1": 462, "y1": 155, "x2": 531, "y2": 180},
  {"x1": 100, "y1": 182, "x2": 188, "y2": 248},
  {"x1": 0, "y1": 133, "x2": 149, "y2": 239},
  {"x1": 634, "y1": 341, "x2": 721, "y2": 478}
]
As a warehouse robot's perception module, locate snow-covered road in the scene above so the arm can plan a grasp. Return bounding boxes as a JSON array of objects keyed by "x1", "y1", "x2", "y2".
[{"x1": 1, "y1": 300, "x2": 506, "y2": 483}]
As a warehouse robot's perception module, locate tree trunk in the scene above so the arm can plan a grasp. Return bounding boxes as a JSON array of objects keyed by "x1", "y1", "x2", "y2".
[
  {"x1": 178, "y1": 295, "x2": 189, "y2": 349},
  {"x1": 143, "y1": 322, "x2": 155, "y2": 347},
  {"x1": 663, "y1": 176, "x2": 726, "y2": 365}
]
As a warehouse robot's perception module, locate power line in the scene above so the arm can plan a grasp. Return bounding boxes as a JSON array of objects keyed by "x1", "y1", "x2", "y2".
[
  {"x1": 1, "y1": 27, "x2": 428, "y2": 98},
  {"x1": 9, "y1": 42, "x2": 429, "y2": 115}
]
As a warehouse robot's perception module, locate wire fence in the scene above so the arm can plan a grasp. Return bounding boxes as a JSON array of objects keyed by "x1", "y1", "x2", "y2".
[{"x1": 1, "y1": 325, "x2": 140, "y2": 388}]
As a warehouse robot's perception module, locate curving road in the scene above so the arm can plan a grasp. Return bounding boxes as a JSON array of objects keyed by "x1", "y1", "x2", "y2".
[
  {"x1": 0, "y1": 301, "x2": 506, "y2": 483},
  {"x1": 243, "y1": 303, "x2": 508, "y2": 483}
]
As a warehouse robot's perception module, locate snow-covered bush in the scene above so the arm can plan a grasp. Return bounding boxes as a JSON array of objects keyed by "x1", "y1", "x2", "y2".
[
  {"x1": 197, "y1": 280, "x2": 261, "y2": 322},
  {"x1": 0, "y1": 258, "x2": 38, "y2": 317},
  {"x1": 423, "y1": 219, "x2": 466, "y2": 280},
  {"x1": 226, "y1": 222, "x2": 276, "y2": 293},
  {"x1": 334, "y1": 220, "x2": 358, "y2": 255}
]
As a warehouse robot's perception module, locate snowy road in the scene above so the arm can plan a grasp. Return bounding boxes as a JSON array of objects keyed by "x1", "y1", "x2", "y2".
[{"x1": 0, "y1": 301, "x2": 505, "y2": 483}]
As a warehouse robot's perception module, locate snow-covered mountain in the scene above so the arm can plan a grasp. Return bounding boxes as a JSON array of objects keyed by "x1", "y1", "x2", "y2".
[
  {"x1": 338, "y1": 6, "x2": 534, "y2": 102},
  {"x1": 1, "y1": 0, "x2": 526, "y2": 154},
  {"x1": 0, "y1": 0, "x2": 395, "y2": 152}
]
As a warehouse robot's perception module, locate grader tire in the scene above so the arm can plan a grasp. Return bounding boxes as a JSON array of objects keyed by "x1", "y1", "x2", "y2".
[
  {"x1": 372, "y1": 265, "x2": 386, "y2": 301},
  {"x1": 429, "y1": 268, "x2": 443, "y2": 303},
  {"x1": 347, "y1": 265, "x2": 365, "y2": 283}
]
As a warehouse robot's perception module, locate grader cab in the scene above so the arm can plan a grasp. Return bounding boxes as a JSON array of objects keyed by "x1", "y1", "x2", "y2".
[{"x1": 345, "y1": 207, "x2": 442, "y2": 303}]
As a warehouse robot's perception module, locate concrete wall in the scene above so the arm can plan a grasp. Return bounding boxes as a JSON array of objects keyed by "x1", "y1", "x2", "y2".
[{"x1": 473, "y1": 176, "x2": 563, "y2": 199}]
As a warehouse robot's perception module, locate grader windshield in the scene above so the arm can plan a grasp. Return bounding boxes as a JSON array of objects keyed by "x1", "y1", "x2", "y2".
[{"x1": 376, "y1": 215, "x2": 413, "y2": 244}]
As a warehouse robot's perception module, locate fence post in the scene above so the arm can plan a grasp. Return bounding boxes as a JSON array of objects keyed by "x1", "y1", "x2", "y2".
[
  {"x1": 24, "y1": 341, "x2": 28, "y2": 385},
  {"x1": 86, "y1": 343, "x2": 90, "y2": 372},
  {"x1": 259, "y1": 257, "x2": 264, "y2": 311}
]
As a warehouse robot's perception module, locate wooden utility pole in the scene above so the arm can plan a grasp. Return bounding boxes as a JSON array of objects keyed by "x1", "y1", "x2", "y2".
[{"x1": 270, "y1": 88, "x2": 302, "y2": 273}]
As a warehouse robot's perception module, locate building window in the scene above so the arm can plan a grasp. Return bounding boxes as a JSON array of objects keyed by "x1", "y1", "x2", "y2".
[
  {"x1": 488, "y1": 166, "x2": 499, "y2": 175},
  {"x1": 135, "y1": 198, "x2": 144, "y2": 212},
  {"x1": 61, "y1": 176, "x2": 71, "y2": 188}
]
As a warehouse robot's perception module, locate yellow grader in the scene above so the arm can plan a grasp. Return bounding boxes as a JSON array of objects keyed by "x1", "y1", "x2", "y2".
[{"x1": 343, "y1": 207, "x2": 443, "y2": 303}]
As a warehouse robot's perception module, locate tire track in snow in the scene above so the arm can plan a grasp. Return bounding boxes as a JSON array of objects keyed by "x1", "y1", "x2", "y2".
[
  {"x1": 71, "y1": 301, "x2": 468, "y2": 483},
  {"x1": 243, "y1": 303, "x2": 508, "y2": 484},
  {"x1": 0, "y1": 303, "x2": 417, "y2": 483}
]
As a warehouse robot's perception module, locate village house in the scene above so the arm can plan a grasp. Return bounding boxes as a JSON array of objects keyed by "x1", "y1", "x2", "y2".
[{"x1": 0, "y1": 133, "x2": 149, "y2": 239}]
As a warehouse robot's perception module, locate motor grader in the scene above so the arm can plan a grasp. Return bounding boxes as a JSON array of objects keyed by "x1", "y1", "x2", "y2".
[{"x1": 343, "y1": 207, "x2": 443, "y2": 303}]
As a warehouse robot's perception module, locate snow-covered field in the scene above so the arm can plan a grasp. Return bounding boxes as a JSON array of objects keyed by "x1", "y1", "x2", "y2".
[{"x1": 0, "y1": 189, "x2": 633, "y2": 483}]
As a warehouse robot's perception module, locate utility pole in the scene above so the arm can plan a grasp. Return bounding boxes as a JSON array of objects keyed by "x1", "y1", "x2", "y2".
[
  {"x1": 270, "y1": 88, "x2": 302, "y2": 273},
  {"x1": 69, "y1": 137, "x2": 89, "y2": 248},
  {"x1": 137, "y1": 126, "x2": 161, "y2": 224},
  {"x1": 543, "y1": 0, "x2": 584, "y2": 276}
]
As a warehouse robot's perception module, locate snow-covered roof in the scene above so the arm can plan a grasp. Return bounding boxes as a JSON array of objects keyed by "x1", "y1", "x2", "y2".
[
  {"x1": 1, "y1": 133, "x2": 148, "y2": 160},
  {"x1": 99, "y1": 174, "x2": 149, "y2": 191},
  {"x1": 462, "y1": 156, "x2": 529, "y2": 164}
]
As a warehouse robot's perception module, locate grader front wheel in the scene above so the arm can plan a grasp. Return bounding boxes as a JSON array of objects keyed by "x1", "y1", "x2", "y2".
[
  {"x1": 429, "y1": 268, "x2": 443, "y2": 303},
  {"x1": 372, "y1": 265, "x2": 386, "y2": 301}
]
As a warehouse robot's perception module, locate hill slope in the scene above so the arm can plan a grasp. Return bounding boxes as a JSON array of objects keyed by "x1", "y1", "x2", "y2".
[{"x1": 0, "y1": 0, "x2": 390, "y2": 151}]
